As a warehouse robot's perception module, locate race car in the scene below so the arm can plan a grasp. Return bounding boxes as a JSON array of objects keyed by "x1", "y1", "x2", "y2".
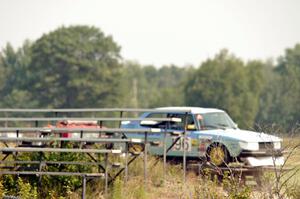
[{"x1": 121, "y1": 107, "x2": 284, "y2": 167}]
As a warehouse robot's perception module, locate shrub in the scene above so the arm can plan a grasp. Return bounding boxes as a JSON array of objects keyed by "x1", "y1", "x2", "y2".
[{"x1": 17, "y1": 177, "x2": 38, "y2": 199}]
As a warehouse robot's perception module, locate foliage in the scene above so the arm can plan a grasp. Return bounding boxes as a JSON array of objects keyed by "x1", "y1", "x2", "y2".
[
  {"x1": 222, "y1": 172, "x2": 251, "y2": 199},
  {"x1": 17, "y1": 177, "x2": 38, "y2": 199},
  {"x1": 1, "y1": 24, "x2": 300, "y2": 199},
  {"x1": 0, "y1": 41, "x2": 38, "y2": 108},
  {"x1": 185, "y1": 49, "x2": 264, "y2": 128},
  {"x1": 121, "y1": 61, "x2": 188, "y2": 108},
  {"x1": 112, "y1": 177, "x2": 123, "y2": 199},
  {"x1": 258, "y1": 44, "x2": 300, "y2": 128},
  {"x1": 0, "y1": 180, "x2": 6, "y2": 197},
  {"x1": 28, "y1": 25, "x2": 123, "y2": 108},
  {"x1": 0, "y1": 25, "x2": 299, "y2": 128},
  {"x1": 2, "y1": 143, "x2": 94, "y2": 198}
]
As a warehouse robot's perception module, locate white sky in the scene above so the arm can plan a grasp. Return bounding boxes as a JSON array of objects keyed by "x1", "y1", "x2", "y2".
[{"x1": 0, "y1": 0, "x2": 300, "y2": 67}]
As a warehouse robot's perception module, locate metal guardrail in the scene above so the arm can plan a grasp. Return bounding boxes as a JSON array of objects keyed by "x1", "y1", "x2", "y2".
[
  {"x1": 0, "y1": 137, "x2": 142, "y2": 143},
  {"x1": 0, "y1": 171, "x2": 105, "y2": 177},
  {"x1": 0, "y1": 117, "x2": 182, "y2": 122},
  {"x1": 0, "y1": 108, "x2": 191, "y2": 198},
  {"x1": 0, "y1": 160, "x2": 106, "y2": 166},
  {"x1": 0, "y1": 108, "x2": 192, "y2": 113},
  {"x1": 0, "y1": 171, "x2": 104, "y2": 199},
  {"x1": 0, "y1": 127, "x2": 163, "y2": 133},
  {"x1": 0, "y1": 147, "x2": 122, "y2": 153}
]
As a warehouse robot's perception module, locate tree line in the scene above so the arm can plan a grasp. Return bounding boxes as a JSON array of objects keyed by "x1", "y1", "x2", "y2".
[{"x1": 0, "y1": 25, "x2": 299, "y2": 129}]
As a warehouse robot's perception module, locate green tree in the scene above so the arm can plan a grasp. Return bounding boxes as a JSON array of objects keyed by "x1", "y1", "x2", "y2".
[
  {"x1": 148, "y1": 65, "x2": 190, "y2": 107},
  {"x1": 121, "y1": 62, "x2": 189, "y2": 108},
  {"x1": 0, "y1": 41, "x2": 37, "y2": 108},
  {"x1": 259, "y1": 44, "x2": 300, "y2": 127},
  {"x1": 28, "y1": 25, "x2": 123, "y2": 108},
  {"x1": 185, "y1": 49, "x2": 264, "y2": 128}
]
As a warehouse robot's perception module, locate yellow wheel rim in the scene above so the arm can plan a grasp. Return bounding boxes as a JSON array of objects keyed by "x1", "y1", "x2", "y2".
[
  {"x1": 129, "y1": 144, "x2": 143, "y2": 154},
  {"x1": 209, "y1": 146, "x2": 225, "y2": 166}
]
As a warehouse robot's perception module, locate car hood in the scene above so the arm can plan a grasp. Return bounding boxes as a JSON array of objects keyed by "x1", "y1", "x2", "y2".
[{"x1": 198, "y1": 129, "x2": 282, "y2": 143}]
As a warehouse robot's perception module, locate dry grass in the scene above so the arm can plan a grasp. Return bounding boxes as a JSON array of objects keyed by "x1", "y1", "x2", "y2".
[
  {"x1": 1, "y1": 135, "x2": 300, "y2": 199},
  {"x1": 95, "y1": 136, "x2": 300, "y2": 199}
]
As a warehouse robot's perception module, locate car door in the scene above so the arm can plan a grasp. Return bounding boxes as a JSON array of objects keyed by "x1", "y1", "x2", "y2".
[{"x1": 157, "y1": 113, "x2": 199, "y2": 157}]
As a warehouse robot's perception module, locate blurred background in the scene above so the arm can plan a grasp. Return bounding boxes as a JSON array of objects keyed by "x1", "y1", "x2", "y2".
[{"x1": 0, "y1": 0, "x2": 299, "y2": 129}]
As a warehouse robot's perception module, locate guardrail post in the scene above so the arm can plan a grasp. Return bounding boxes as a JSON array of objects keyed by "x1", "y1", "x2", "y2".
[
  {"x1": 163, "y1": 126, "x2": 167, "y2": 183},
  {"x1": 144, "y1": 131, "x2": 148, "y2": 190},
  {"x1": 80, "y1": 130, "x2": 83, "y2": 148},
  {"x1": 38, "y1": 153, "x2": 43, "y2": 190},
  {"x1": 183, "y1": 112, "x2": 188, "y2": 184},
  {"x1": 82, "y1": 175, "x2": 86, "y2": 199},
  {"x1": 99, "y1": 120, "x2": 103, "y2": 137},
  {"x1": 104, "y1": 153, "x2": 108, "y2": 196},
  {"x1": 125, "y1": 142, "x2": 128, "y2": 182},
  {"x1": 118, "y1": 111, "x2": 123, "y2": 128}
]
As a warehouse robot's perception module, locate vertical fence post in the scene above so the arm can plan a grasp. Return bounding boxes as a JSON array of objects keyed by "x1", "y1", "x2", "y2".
[
  {"x1": 118, "y1": 111, "x2": 123, "y2": 128},
  {"x1": 125, "y1": 142, "x2": 129, "y2": 182},
  {"x1": 80, "y1": 130, "x2": 83, "y2": 148},
  {"x1": 38, "y1": 153, "x2": 43, "y2": 192},
  {"x1": 105, "y1": 153, "x2": 108, "y2": 196},
  {"x1": 99, "y1": 120, "x2": 103, "y2": 138},
  {"x1": 144, "y1": 131, "x2": 148, "y2": 190},
  {"x1": 15, "y1": 130, "x2": 19, "y2": 160},
  {"x1": 163, "y1": 125, "x2": 167, "y2": 183},
  {"x1": 82, "y1": 175, "x2": 86, "y2": 199},
  {"x1": 183, "y1": 112, "x2": 188, "y2": 184}
]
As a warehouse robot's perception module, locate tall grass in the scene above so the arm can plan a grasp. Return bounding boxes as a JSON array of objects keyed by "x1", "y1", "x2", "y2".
[{"x1": 1, "y1": 126, "x2": 300, "y2": 198}]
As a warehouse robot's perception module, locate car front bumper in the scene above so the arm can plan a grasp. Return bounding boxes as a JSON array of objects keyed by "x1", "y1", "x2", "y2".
[
  {"x1": 240, "y1": 156, "x2": 284, "y2": 166},
  {"x1": 239, "y1": 149, "x2": 283, "y2": 157}
]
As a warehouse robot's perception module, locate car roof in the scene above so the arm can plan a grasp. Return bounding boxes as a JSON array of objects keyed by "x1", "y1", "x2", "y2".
[{"x1": 155, "y1": 107, "x2": 224, "y2": 114}]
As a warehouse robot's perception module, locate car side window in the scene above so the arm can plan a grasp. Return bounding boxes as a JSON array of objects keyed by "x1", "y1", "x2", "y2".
[
  {"x1": 167, "y1": 114, "x2": 194, "y2": 130},
  {"x1": 144, "y1": 113, "x2": 168, "y2": 128}
]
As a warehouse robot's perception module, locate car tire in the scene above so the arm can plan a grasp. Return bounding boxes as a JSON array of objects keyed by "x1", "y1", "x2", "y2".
[
  {"x1": 128, "y1": 143, "x2": 144, "y2": 155},
  {"x1": 207, "y1": 143, "x2": 229, "y2": 167}
]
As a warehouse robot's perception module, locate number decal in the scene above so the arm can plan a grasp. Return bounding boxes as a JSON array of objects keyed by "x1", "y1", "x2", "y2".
[{"x1": 172, "y1": 137, "x2": 191, "y2": 152}]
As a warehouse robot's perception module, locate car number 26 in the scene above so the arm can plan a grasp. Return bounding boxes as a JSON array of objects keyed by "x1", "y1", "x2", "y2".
[{"x1": 171, "y1": 137, "x2": 192, "y2": 152}]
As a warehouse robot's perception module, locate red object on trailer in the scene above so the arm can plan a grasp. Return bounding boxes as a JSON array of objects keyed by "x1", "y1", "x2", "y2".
[{"x1": 55, "y1": 120, "x2": 104, "y2": 138}]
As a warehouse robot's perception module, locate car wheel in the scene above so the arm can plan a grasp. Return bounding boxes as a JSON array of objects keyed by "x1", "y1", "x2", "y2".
[
  {"x1": 207, "y1": 143, "x2": 229, "y2": 167},
  {"x1": 128, "y1": 143, "x2": 144, "y2": 155}
]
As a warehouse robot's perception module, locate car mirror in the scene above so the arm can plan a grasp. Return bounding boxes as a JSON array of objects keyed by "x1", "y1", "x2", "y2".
[{"x1": 234, "y1": 123, "x2": 238, "y2": 129}]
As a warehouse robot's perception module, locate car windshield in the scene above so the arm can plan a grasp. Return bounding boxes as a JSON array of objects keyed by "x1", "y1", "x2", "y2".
[{"x1": 196, "y1": 112, "x2": 236, "y2": 129}]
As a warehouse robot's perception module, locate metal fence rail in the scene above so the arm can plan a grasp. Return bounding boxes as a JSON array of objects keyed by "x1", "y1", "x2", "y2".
[
  {"x1": 0, "y1": 171, "x2": 105, "y2": 177},
  {"x1": 0, "y1": 108, "x2": 191, "y2": 198},
  {"x1": 0, "y1": 117, "x2": 182, "y2": 122},
  {"x1": 0, "y1": 127, "x2": 162, "y2": 133},
  {"x1": 0, "y1": 108, "x2": 192, "y2": 113},
  {"x1": 0, "y1": 147, "x2": 122, "y2": 154},
  {"x1": 0, "y1": 137, "x2": 142, "y2": 143}
]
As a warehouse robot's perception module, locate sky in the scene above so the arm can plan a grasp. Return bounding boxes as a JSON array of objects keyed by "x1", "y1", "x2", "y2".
[{"x1": 0, "y1": 0, "x2": 300, "y2": 67}]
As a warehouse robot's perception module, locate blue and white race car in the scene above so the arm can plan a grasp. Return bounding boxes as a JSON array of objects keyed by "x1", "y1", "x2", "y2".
[{"x1": 121, "y1": 107, "x2": 284, "y2": 167}]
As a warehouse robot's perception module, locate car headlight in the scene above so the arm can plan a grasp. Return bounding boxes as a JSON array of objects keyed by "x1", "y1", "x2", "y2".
[
  {"x1": 239, "y1": 141, "x2": 259, "y2": 151},
  {"x1": 274, "y1": 142, "x2": 281, "y2": 149}
]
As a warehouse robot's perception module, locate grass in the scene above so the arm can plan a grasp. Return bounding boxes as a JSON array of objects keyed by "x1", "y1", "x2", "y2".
[
  {"x1": 1, "y1": 135, "x2": 300, "y2": 198},
  {"x1": 98, "y1": 135, "x2": 300, "y2": 199},
  {"x1": 281, "y1": 136, "x2": 300, "y2": 192}
]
